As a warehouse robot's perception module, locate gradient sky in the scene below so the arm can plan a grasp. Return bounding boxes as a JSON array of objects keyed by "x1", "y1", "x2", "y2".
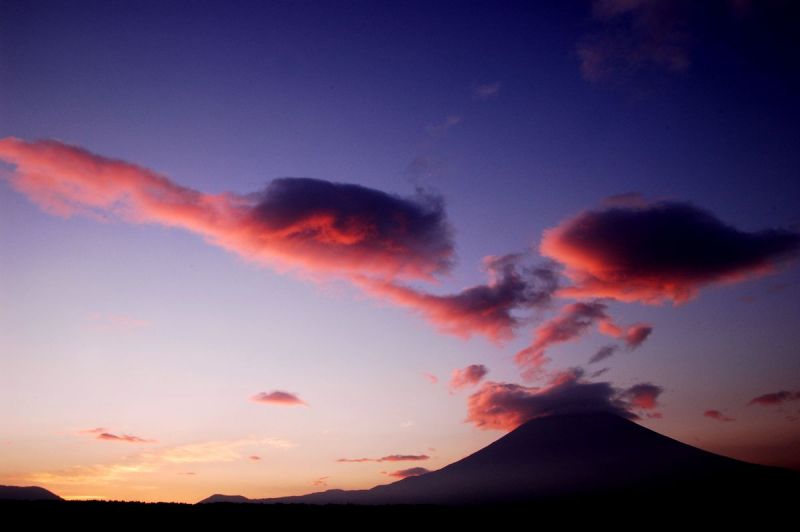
[{"x1": 1, "y1": 0, "x2": 799, "y2": 503}]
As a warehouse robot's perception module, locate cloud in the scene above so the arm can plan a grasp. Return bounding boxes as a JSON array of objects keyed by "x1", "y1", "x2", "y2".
[
  {"x1": 250, "y1": 391, "x2": 307, "y2": 406},
  {"x1": 541, "y1": 200, "x2": 800, "y2": 304},
  {"x1": 355, "y1": 255, "x2": 559, "y2": 342},
  {"x1": 423, "y1": 372, "x2": 439, "y2": 385},
  {"x1": 336, "y1": 454, "x2": 430, "y2": 463},
  {"x1": 623, "y1": 323, "x2": 653, "y2": 348},
  {"x1": 590, "y1": 367, "x2": 610, "y2": 378},
  {"x1": 472, "y1": 81, "x2": 501, "y2": 100},
  {"x1": 385, "y1": 467, "x2": 431, "y2": 479},
  {"x1": 466, "y1": 368, "x2": 649, "y2": 430},
  {"x1": 589, "y1": 345, "x2": 618, "y2": 365},
  {"x1": 80, "y1": 428, "x2": 156, "y2": 444},
  {"x1": 515, "y1": 301, "x2": 615, "y2": 377},
  {"x1": 704, "y1": 410, "x2": 735, "y2": 422},
  {"x1": 312, "y1": 476, "x2": 330, "y2": 487},
  {"x1": 621, "y1": 383, "x2": 663, "y2": 410},
  {"x1": 426, "y1": 115, "x2": 462, "y2": 137},
  {"x1": 748, "y1": 391, "x2": 800, "y2": 407},
  {"x1": 450, "y1": 364, "x2": 489, "y2": 391},
  {"x1": 577, "y1": 0, "x2": 691, "y2": 83},
  {"x1": 23, "y1": 436, "x2": 294, "y2": 486},
  {"x1": 0, "y1": 138, "x2": 454, "y2": 282},
  {"x1": 248, "y1": 455, "x2": 261, "y2": 461}
]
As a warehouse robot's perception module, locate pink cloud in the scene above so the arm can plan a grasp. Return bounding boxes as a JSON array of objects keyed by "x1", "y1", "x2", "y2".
[
  {"x1": 248, "y1": 455, "x2": 261, "y2": 461},
  {"x1": 0, "y1": 138, "x2": 453, "y2": 282},
  {"x1": 385, "y1": 467, "x2": 431, "y2": 479},
  {"x1": 353, "y1": 255, "x2": 558, "y2": 342},
  {"x1": 336, "y1": 454, "x2": 429, "y2": 463},
  {"x1": 449, "y1": 364, "x2": 489, "y2": 392},
  {"x1": 621, "y1": 383, "x2": 663, "y2": 410},
  {"x1": 250, "y1": 391, "x2": 307, "y2": 406},
  {"x1": 704, "y1": 410, "x2": 735, "y2": 422},
  {"x1": 81, "y1": 428, "x2": 156, "y2": 444},
  {"x1": 748, "y1": 391, "x2": 800, "y2": 407},
  {"x1": 540, "y1": 200, "x2": 799, "y2": 304},
  {"x1": 423, "y1": 373, "x2": 439, "y2": 385}
]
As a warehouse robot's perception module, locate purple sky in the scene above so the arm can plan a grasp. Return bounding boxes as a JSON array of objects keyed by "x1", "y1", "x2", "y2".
[{"x1": 1, "y1": 1, "x2": 799, "y2": 502}]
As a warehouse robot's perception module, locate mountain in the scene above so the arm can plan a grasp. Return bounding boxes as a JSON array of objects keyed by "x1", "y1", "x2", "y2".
[
  {"x1": 199, "y1": 412, "x2": 798, "y2": 505},
  {"x1": 0, "y1": 485, "x2": 63, "y2": 501}
]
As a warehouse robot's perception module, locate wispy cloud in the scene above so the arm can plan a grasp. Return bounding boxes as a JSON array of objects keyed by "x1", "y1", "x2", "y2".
[
  {"x1": 80, "y1": 428, "x2": 156, "y2": 444},
  {"x1": 384, "y1": 467, "x2": 431, "y2": 479},
  {"x1": 472, "y1": 81, "x2": 501, "y2": 100},
  {"x1": 449, "y1": 364, "x2": 488, "y2": 392},
  {"x1": 336, "y1": 454, "x2": 429, "y2": 463}
]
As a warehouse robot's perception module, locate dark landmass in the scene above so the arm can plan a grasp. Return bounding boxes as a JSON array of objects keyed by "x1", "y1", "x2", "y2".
[
  {"x1": 0, "y1": 485, "x2": 62, "y2": 501},
  {"x1": 201, "y1": 412, "x2": 799, "y2": 505}
]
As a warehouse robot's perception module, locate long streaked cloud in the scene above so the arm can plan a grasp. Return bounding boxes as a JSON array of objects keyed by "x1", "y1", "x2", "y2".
[
  {"x1": 22, "y1": 436, "x2": 294, "y2": 486},
  {"x1": 80, "y1": 428, "x2": 156, "y2": 444},
  {"x1": 354, "y1": 255, "x2": 559, "y2": 342},
  {"x1": 336, "y1": 454, "x2": 430, "y2": 464},
  {"x1": 384, "y1": 467, "x2": 431, "y2": 479},
  {"x1": 541, "y1": 199, "x2": 800, "y2": 304},
  {"x1": 449, "y1": 364, "x2": 489, "y2": 392},
  {"x1": 250, "y1": 391, "x2": 308, "y2": 406},
  {"x1": 466, "y1": 368, "x2": 661, "y2": 431},
  {"x1": 748, "y1": 390, "x2": 800, "y2": 407},
  {"x1": 0, "y1": 138, "x2": 454, "y2": 282},
  {"x1": 704, "y1": 410, "x2": 734, "y2": 422}
]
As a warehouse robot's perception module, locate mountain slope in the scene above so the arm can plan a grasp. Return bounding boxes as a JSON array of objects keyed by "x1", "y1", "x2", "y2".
[
  {"x1": 200, "y1": 413, "x2": 798, "y2": 505},
  {"x1": 0, "y1": 485, "x2": 63, "y2": 501}
]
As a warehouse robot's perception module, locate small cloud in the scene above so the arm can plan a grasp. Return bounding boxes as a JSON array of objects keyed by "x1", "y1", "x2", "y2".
[
  {"x1": 621, "y1": 383, "x2": 663, "y2": 410},
  {"x1": 704, "y1": 410, "x2": 735, "y2": 422},
  {"x1": 312, "y1": 476, "x2": 330, "y2": 487},
  {"x1": 87, "y1": 313, "x2": 149, "y2": 331},
  {"x1": 472, "y1": 81, "x2": 501, "y2": 100},
  {"x1": 248, "y1": 455, "x2": 261, "y2": 461},
  {"x1": 385, "y1": 467, "x2": 431, "y2": 479},
  {"x1": 426, "y1": 115, "x2": 462, "y2": 137},
  {"x1": 450, "y1": 364, "x2": 489, "y2": 392},
  {"x1": 250, "y1": 391, "x2": 307, "y2": 406},
  {"x1": 423, "y1": 372, "x2": 439, "y2": 385},
  {"x1": 80, "y1": 428, "x2": 156, "y2": 444},
  {"x1": 589, "y1": 345, "x2": 618, "y2": 364},
  {"x1": 748, "y1": 391, "x2": 800, "y2": 407}
]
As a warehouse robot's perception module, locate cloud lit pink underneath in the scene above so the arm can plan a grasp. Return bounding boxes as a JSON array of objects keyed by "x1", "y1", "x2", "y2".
[{"x1": 1, "y1": 0, "x2": 799, "y2": 510}]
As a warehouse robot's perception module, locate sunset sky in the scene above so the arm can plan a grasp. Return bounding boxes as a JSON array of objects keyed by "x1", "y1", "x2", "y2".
[{"x1": 1, "y1": 0, "x2": 799, "y2": 503}]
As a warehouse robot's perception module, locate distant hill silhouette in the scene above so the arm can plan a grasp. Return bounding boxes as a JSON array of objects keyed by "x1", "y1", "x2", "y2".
[
  {"x1": 0, "y1": 485, "x2": 62, "y2": 501},
  {"x1": 200, "y1": 412, "x2": 798, "y2": 505}
]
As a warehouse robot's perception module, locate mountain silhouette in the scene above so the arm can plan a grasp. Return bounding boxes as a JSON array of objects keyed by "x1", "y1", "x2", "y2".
[
  {"x1": 0, "y1": 485, "x2": 63, "y2": 501},
  {"x1": 200, "y1": 412, "x2": 798, "y2": 505}
]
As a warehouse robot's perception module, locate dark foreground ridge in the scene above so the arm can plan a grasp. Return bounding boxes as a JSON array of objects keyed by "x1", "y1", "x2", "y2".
[
  {"x1": 0, "y1": 485, "x2": 62, "y2": 501},
  {"x1": 200, "y1": 412, "x2": 798, "y2": 505}
]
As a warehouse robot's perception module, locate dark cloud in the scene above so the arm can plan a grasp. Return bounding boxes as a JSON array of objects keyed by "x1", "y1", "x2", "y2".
[
  {"x1": 450, "y1": 364, "x2": 489, "y2": 391},
  {"x1": 356, "y1": 255, "x2": 559, "y2": 341},
  {"x1": 704, "y1": 410, "x2": 735, "y2": 422},
  {"x1": 385, "y1": 467, "x2": 431, "y2": 479},
  {"x1": 590, "y1": 367, "x2": 611, "y2": 378},
  {"x1": 541, "y1": 200, "x2": 800, "y2": 304},
  {"x1": 250, "y1": 391, "x2": 307, "y2": 406},
  {"x1": 466, "y1": 368, "x2": 644, "y2": 430},
  {"x1": 589, "y1": 345, "x2": 619, "y2": 365},
  {"x1": 248, "y1": 177, "x2": 453, "y2": 279},
  {"x1": 748, "y1": 391, "x2": 800, "y2": 407}
]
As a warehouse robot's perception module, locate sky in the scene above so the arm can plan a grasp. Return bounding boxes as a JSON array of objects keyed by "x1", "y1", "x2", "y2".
[{"x1": 1, "y1": 0, "x2": 799, "y2": 503}]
